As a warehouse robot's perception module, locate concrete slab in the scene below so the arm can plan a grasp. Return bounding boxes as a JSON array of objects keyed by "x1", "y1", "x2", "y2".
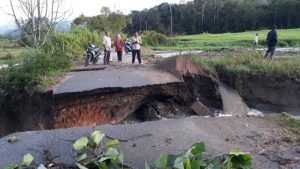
[
  {"x1": 1, "y1": 117, "x2": 297, "y2": 169},
  {"x1": 53, "y1": 67, "x2": 181, "y2": 95}
]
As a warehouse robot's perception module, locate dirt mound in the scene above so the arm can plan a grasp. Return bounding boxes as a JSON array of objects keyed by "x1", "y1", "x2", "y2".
[{"x1": 154, "y1": 56, "x2": 207, "y2": 80}]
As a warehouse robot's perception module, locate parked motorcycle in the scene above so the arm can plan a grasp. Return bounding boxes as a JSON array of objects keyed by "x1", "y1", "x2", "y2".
[
  {"x1": 124, "y1": 40, "x2": 133, "y2": 54},
  {"x1": 85, "y1": 43, "x2": 101, "y2": 66}
]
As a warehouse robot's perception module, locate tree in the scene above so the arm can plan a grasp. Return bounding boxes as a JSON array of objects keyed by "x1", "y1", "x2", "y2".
[{"x1": 9, "y1": 0, "x2": 68, "y2": 48}]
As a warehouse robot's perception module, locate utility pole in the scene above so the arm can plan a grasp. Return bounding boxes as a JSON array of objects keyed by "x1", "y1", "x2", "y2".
[{"x1": 170, "y1": 4, "x2": 173, "y2": 36}]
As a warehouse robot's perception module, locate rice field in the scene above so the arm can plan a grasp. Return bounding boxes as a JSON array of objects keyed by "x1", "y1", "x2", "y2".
[{"x1": 152, "y1": 28, "x2": 300, "y2": 51}]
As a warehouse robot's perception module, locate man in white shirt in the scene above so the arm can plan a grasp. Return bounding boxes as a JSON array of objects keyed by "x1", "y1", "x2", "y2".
[
  {"x1": 103, "y1": 31, "x2": 112, "y2": 65},
  {"x1": 131, "y1": 32, "x2": 142, "y2": 64},
  {"x1": 253, "y1": 33, "x2": 259, "y2": 50}
]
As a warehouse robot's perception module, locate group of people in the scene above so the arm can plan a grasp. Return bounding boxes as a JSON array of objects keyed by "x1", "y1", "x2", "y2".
[
  {"x1": 253, "y1": 25, "x2": 278, "y2": 60},
  {"x1": 102, "y1": 31, "x2": 142, "y2": 65}
]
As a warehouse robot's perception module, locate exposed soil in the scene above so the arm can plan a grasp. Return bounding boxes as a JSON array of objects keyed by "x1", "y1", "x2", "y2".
[{"x1": 219, "y1": 71, "x2": 300, "y2": 112}]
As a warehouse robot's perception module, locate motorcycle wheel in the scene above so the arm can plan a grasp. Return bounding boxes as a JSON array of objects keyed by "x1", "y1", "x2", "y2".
[
  {"x1": 85, "y1": 57, "x2": 90, "y2": 67},
  {"x1": 93, "y1": 58, "x2": 98, "y2": 64}
]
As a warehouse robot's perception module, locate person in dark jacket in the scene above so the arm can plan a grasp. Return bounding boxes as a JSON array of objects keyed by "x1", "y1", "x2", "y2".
[{"x1": 265, "y1": 25, "x2": 278, "y2": 60}]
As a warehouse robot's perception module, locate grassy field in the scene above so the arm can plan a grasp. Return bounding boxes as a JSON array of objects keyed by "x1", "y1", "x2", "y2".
[
  {"x1": 0, "y1": 38, "x2": 28, "y2": 65},
  {"x1": 192, "y1": 53, "x2": 300, "y2": 77},
  {"x1": 152, "y1": 28, "x2": 300, "y2": 51}
]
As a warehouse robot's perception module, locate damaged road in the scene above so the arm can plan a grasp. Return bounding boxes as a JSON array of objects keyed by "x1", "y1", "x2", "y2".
[{"x1": 0, "y1": 116, "x2": 299, "y2": 169}]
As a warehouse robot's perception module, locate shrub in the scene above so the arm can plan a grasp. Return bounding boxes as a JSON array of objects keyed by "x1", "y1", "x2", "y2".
[
  {"x1": 44, "y1": 27, "x2": 102, "y2": 59},
  {"x1": 142, "y1": 31, "x2": 176, "y2": 47},
  {"x1": 0, "y1": 49, "x2": 70, "y2": 112}
]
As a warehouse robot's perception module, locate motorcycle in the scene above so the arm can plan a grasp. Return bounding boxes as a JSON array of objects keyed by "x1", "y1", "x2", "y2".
[
  {"x1": 85, "y1": 43, "x2": 101, "y2": 66},
  {"x1": 124, "y1": 40, "x2": 133, "y2": 54}
]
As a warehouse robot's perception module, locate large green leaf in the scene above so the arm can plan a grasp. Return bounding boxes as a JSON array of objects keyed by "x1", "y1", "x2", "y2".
[
  {"x1": 106, "y1": 139, "x2": 119, "y2": 147},
  {"x1": 23, "y1": 153, "x2": 34, "y2": 166},
  {"x1": 173, "y1": 157, "x2": 184, "y2": 169},
  {"x1": 191, "y1": 159, "x2": 207, "y2": 169},
  {"x1": 4, "y1": 164, "x2": 18, "y2": 169},
  {"x1": 185, "y1": 157, "x2": 191, "y2": 169},
  {"x1": 91, "y1": 131, "x2": 105, "y2": 146},
  {"x1": 190, "y1": 142, "x2": 206, "y2": 157},
  {"x1": 118, "y1": 151, "x2": 125, "y2": 164},
  {"x1": 105, "y1": 148, "x2": 120, "y2": 159},
  {"x1": 154, "y1": 154, "x2": 168, "y2": 169},
  {"x1": 76, "y1": 153, "x2": 88, "y2": 162},
  {"x1": 228, "y1": 150, "x2": 253, "y2": 169},
  {"x1": 99, "y1": 157, "x2": 110, "y2": 163},
  {"x1": 73, "y1": 137, "x2": 89, "y2": 151}
]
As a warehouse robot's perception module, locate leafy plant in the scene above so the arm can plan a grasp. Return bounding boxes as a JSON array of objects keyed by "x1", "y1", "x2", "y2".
[
  {"x1": 73, "y1": 130, "x2": 127, "y2": 169},
  {"x1": 145, "y1": 142, "x2": 253, "y2": 169},
  {"x1": 4, "y1": 153, "x2": 45, "y2": 169}
]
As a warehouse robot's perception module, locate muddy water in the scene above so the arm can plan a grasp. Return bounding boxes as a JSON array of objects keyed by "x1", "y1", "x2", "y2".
[{"x1": 219, "y1": 84, "x2": 249, "y2": 116}]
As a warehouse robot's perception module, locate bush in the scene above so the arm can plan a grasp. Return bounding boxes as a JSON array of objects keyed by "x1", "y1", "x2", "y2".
[
  {"x1": 0, "y1": 49, "x2": 70, "y2": 112},
  {"x1": 44, "y1": 27, "x2": 102, "y2": 59},
  {"x1": 142, "y1": 31, "x2": 176, "y2": 47}
]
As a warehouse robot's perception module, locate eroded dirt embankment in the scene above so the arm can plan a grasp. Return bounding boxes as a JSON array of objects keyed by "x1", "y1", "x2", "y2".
[{"x1": 218, "y1": 71, "x2": 300, "y2": 112}]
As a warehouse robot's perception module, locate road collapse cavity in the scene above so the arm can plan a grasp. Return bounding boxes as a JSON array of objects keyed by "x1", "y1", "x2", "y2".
[
  {"x1": 0, "y1": 56, "x2": 273, "y2": 136},
  {"x1": 51, "y1": 56, "x2": 226, "y2": 129}
]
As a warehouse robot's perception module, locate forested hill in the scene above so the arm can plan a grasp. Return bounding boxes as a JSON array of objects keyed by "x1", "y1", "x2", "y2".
[
  {"x1": 125, "y1": 0, "x2": 300, "y2": 34},
  {"x1": 72, "y1": 0, "x2": 300, "y2": 35}
]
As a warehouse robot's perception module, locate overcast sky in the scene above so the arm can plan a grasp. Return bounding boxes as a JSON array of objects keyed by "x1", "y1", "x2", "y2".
[{"x1": 0, "y1": 0, "x2": 191, "y2": 26}]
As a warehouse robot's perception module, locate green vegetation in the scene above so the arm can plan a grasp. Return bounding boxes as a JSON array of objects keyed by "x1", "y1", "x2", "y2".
[
  {"x1": 45, "y1": 27, "x2": 102, "y2": 59},
  {"x1": 146, "y1": 142, "x2": 252, "y2": 169},
  {"x1": 0, "y1": 38, "x2": 29, "y2": 64},
  {"x1": 0, "y1": 49, "x2": 71, "y2": 112},
  {"x1": 142, "y1": 31, "x2": 176, "y2": 47},
  {"x1": 73, "y1": 130, "x2": 126, "y2": 169},
  {"x1": 73, "y1": 7, "x2": 126, "y2": 36},
  {"x1": 152, "y1": 29, "x2": 300, "y2": 51},
  {"x1": 192, "y1": 53, "x2": 300, "y2": 77},
  {"x1": 5, "y1": 131, "x2": 253, "y2": 169},
  {"x1": 0, "y1": 27, "x2": 103, "y2": 113}
]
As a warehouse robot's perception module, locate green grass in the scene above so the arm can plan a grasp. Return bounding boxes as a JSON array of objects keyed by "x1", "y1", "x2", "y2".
[
  {"x1": 192, "y1": 53, "x2": 300, "y2": 77},
  {"x1": 0, "y1": 38, "x2": 29, "y2": 64},
  {"x1": 151, "y1": 28, "x2": 300, "y2": 51}
]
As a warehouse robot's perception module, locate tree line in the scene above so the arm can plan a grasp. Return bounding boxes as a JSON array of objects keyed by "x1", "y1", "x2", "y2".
[{"x1": 73, "y1": 0, "x2": 300, "y2": 35}]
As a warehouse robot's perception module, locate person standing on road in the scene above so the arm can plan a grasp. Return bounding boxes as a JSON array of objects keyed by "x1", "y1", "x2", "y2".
[
  {"x1": 114, "y1": 34, "x2": 124, "y2": 62},
  {"x1": 131, "y1": 32, "x2": 142, "y2": 64},
  {"x1": 265, "y1": 25, "x2": 278, "y2": 60},
  {"x1": 103, "y1": 31, "x2": 112, "y2": 65},
  {"x1": 253, "y1": 33, "x2": 259, "y2": 50}
]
